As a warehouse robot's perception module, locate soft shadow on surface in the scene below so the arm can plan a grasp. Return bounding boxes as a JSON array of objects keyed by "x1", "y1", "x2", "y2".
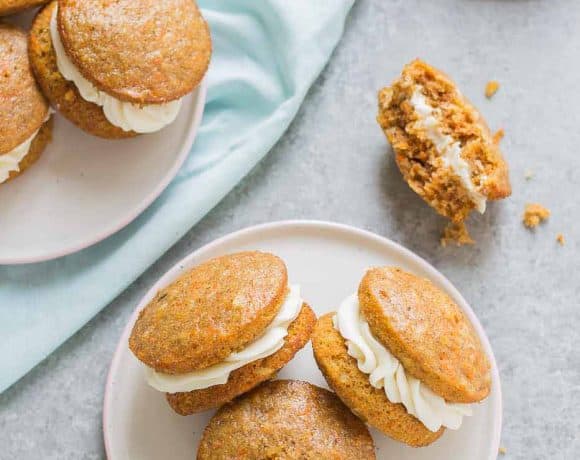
[{"x1": 376, "y1": 145, "x2": 506, "y2": 266}]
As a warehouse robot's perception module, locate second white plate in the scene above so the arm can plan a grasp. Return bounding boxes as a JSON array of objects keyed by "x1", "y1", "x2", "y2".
[{"x1": 103, "y1": 220, "x2": 502, "y2": 460}]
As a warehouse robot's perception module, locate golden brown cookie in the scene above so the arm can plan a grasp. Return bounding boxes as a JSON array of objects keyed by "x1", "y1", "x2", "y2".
[
  {"x1": 57, "y1": 0, "x2": 211, "y2": 104},
  {"x1": 0, "y1": 0, "x2": 48, "y2": 16},
  {"x1": 5, "y1": 116, "x2": 53, "y2": 183},
  {"x1": 167, "y1": 303, "x2": 317, "y2": 414},
  {"x1": 358, "y1": 267, "x2": 491, "y2": 403},
  {"x1": 377, "y1": 59, "x2": 510, "y2": 236},
  {"x1": 197, "y1": 380, "x2": 376, "y2": 460},
  {"x1": 0, "y1": 23, "x2": 49, "y2": 154},
  {"x1": 28, "y1": 2, "x2": 135, "y2": 139},
  {"x1": 312, "y1": 313, "x2": 443, "y2": 447},
  {"x1": 129, "y1": 251, "x2": 289, "y2": 374}
]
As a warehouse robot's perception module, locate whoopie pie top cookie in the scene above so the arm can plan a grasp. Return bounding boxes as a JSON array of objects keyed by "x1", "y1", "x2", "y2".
[
  {"x1": 130, "y1": 251, "x2": 289, "y2": 374},
  {"x1": 57, "y1": 0, "x2": 210, "y2": 104},
  {"x1": 358, "y1": 267, "x2": 490, "y2": 402},
  {"x1": 0, "y1": 0, "x2": 48, "y2": 16},
  {"x1": 0, "y1": 23, "x2": 51, "y2": 184},
  {"x1": 30, "y1": 0, "x2": 211, "y2": 136},
  {"x1": 312, "y1": 266, "x2": 491, "y2": 446},
  {"x1": 197, "y1": 380, "x2": 376, "y2": 460},
  {"x1": 129, "y1": 251, "x2": 317, "y2": 414},
  {"x1": 377, "y1": 59, "x2": 511, "y2": 240}
]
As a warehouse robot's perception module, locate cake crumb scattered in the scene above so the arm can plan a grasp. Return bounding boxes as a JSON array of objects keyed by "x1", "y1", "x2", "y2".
[
  {"x1": 523, "y1": 203, "x2": 550, "y2": 228},
  {"x1": 498, "y1": 446, "x2": 507, "y2": 455},
  {"x1": 556, "y1": 233, "x2": 565, "y2": 246},
  {"x1": 524, "y1": 169, "x2": 534, "y2": 181},
  {"x1": 493, "y1": 128, "x2": 505, "y2": 144},
  {"x1": 485, "y1": 80, "x2": 500, "y2": 98},
  {"x1": 441, "y1": 222, "x2": 474, "y2": 247}
]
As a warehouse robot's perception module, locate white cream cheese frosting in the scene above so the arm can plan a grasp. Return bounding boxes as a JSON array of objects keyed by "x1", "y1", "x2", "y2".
[
  {"x1": 0, "y1": 111, "x2": 51, "y2": 184},
  {"x1": 333, "y1": 293, "x2": 472, "y2": 432},
  {"x1": 146, "y1": 284, "x2": 303, "y2": 393},
  {"x1": 410, "y1": 87, "x2": 487, "y2": 213},
  {"x1": 50, "y1": 6, "x2": 181, "y2": 134}
]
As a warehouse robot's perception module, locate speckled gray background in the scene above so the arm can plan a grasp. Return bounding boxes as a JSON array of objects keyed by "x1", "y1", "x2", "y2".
[{"x1": 1, "y1": 0, "x2": 579, "y2": 459}]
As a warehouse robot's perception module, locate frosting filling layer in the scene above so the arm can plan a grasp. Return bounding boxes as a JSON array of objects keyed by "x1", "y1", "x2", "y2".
[
  {"x1": 410, "y1": 87, "x2": 487, "y2": 213},
  {"x1": 333, "y1": 293, "x2": 472, "y2": 432},
  {"x1": 50, "y1": 6, "x2": 181, "y2": 134},
  {"x1": 145, "y1": 284, "x2": 303, "y2": 393}
]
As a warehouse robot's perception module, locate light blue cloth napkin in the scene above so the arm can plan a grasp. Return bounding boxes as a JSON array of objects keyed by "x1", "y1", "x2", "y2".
[{"x1": 0, "y1": 0, "x2": 354, "y2": 393}]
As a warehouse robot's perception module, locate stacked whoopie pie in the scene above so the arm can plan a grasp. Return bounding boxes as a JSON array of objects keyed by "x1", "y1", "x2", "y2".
[
  {"x1": 129, "y1": 251, "x2": 317, "y2": 415},
  {"x1": 29, "y1": 0, "x2": 211, "y2": 138},
  {"x1": 0, "y1": 23, "x2": 52, "y2": 185},
  {"x1": 312, "y1": 266, "x2": 491, "y2": 447}
]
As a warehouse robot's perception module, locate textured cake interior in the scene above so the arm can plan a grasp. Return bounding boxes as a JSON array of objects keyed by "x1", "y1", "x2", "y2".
[{"x1": 377, "y1": 60, "x2": 510, "y2": 224}]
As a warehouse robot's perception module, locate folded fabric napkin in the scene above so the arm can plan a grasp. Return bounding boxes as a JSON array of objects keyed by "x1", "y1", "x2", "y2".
[{"x1": 0, "y1": 0, "x2": 354, "y2": 393}]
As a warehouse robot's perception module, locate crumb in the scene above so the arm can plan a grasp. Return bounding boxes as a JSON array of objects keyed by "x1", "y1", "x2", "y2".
[
  {"x1": 441, "y1": 222, "x2": 475, "y2": 247},
  {"x1": 485, "y1": 80, "x2": 500, "y2": 98},
  {"x1": 523, "y1": 203, "x2": 550, "y2": 228},
  {"x1": 493, "y1": 128, "x2": 505, "y2": 144},
  {"x1": 524, "y1": 169, "x2": 534, "y2": 181},
  {"x1": 556, "y1": 233, "x2": 565, "y2": 246},
  {"x1": 499, "y1": 446, "x2": 507, "y2": 455}
]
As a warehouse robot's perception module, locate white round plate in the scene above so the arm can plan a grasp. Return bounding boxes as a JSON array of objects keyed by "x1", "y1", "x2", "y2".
[
  {"x1": 0, "y1": 80, "x2": 206, "y2": 264},
  {"x1": 104, "y1": 220, "x2": 502, "y2": 460}
]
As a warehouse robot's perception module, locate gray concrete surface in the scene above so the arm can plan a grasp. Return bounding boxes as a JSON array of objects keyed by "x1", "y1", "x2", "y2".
[{"x1": 1, "y1": 0, "x2": 579, "y2": 458}]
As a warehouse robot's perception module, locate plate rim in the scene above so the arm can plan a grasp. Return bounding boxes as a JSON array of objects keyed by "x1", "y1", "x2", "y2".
[
  {"x1": 102, "y1": 219, "x2": 502, "y2": 459},
  {"x1": 0, "y1": 78, "x2": 207, "y2": 265}
]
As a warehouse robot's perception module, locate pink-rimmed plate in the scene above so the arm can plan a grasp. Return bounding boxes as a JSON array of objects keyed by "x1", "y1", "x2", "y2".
[{"x1": 103, "y1": 220, "x2": 502, "y2": 460}]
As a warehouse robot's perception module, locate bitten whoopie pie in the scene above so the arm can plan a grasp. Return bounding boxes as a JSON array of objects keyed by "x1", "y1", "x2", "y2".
[
  {"x1": 377, "y1": 59, "x2": 511, "y2": 242},
  {"x1": 29, "y1": 0, "x2": 211, "y2": 138},
  {"x1": 197, "y1": 380, "x2": 376, "y2": 460},
  {"x1": 312, "y1": 267, "x2": 491, "y2": 447},
  {"x1": 129, "y1": 251, "x2": 317, "y2": 415},
  {"x1": 0, "y1": 23, "x2": 52, "y2": 185},
  {"x1": 0, "y1": 0, "x2": 48, "y2": 16}
]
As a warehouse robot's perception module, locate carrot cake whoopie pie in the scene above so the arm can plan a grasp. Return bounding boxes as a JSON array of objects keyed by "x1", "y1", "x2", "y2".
[
  {"x1": 0, "y1": 23, "x2": 52, "y2": 185},
  {"x1": 0, "y1": 0, "x2": 48, "y2": 16},
  {"x1": 129, "y1": 252, "x2": 317, "y2": 415},
  {"x1": 197, "y1": 380, "x2": 376, "y2": 460},
  {"x1": 377, "y1": 59, "x2": 511, "y2": 241},
  {"x1": 312, "y1": 267, "x2": 491, "y2": 447},
  {"x1": 29, "y1": 0, "x2": 211, "y2": 139}
]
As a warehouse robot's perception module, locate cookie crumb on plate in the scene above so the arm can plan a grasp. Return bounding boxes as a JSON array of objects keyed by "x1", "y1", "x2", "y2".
[
  {"x1": 485, "y1": 80, "x2": 500, "y2": 98},
  {"x1": 556, "y1": 233, "x2": 565, "y2": 246},
  {"x1": 523, "y1": 203, "x2": 550, "y2": 228},
  {"x1": 498, "y1": 446, "x2": 507, "y2": 455}
]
